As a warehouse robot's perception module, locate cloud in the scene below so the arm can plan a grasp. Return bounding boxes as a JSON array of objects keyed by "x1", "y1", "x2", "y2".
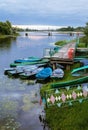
[{"x1": 0, "y1": 0, "x2": 88, "y2": 26}]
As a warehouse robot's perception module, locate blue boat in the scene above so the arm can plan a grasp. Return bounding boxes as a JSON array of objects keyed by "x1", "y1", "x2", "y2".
[
  {"x1": 14, "y1": 57, "x2": 41, "y2": 63},
  {"x1": 10, "y1": 58, "x2": 49, "y2": 67},
  {"x1": 36, "y1": 67, "x2": 52, "y2": 80}
]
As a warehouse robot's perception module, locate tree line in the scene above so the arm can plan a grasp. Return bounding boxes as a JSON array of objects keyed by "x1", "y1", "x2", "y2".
[{"x1": 0, "y1": 20, "x2": 16, "y2": 35}]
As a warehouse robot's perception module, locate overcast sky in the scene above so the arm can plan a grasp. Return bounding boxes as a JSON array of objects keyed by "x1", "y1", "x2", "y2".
[{"x1": 0, "y1": 0, "x2": 88, "y2": 27}]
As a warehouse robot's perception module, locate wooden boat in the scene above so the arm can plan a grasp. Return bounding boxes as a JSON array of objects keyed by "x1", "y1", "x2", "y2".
[
  {"x1": 36, "y1": 67, "x2": 52, "y2": 80},
  {"x1": 51, "y1": 75, "x2": 88, "y2": 88},
  {"x1": 14, "y1": 57, "x2": 41, "y2": 63},
  {"x1": 71, "y1": 65, "x2": 88, "y2": 76},
  {"x1": 51, "y1": 68, "x2": 64, "y2": 79},
  {"x1": 19, "y1": 67, "x2": 44, "y2": 79},
  {"x1": 10, "y1": 58, "x2": 49, "y2": 67}
]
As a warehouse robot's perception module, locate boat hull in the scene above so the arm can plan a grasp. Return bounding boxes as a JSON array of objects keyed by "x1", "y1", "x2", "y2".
[{"x1": 51, "y1": 76, "x2": 88, "y2": 88}]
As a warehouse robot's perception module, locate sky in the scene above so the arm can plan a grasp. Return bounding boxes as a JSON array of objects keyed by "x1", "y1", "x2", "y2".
[{"x1": 0, "y1": 0, "x2": 88, "y2": 27}]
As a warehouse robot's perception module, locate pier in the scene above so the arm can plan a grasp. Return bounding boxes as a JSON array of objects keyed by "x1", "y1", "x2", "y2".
[{"x1": 44, "y1": 42, "x2": 77, "y2": 70}]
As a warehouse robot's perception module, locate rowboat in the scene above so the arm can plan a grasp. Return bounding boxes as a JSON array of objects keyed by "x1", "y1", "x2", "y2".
[
  {"x1": 19, "y1": 67, "x2": 44, "y2": 79},
  {"x1": 10, "y1": 58, "x2": 49, "y2": 67},
  {"x1": 36, "y1": 67, "x2": 52, "y2": 80},
  {"x1": 51, "y1": 68, "x2": 64, "y2": 79},
  {"x1": 4, "y1": 67, "x2": 16, "y2": 75},
  {"x1": 71, "y1": 65, "x2": 88, "y2": 76},
  {"x1": 51, "y1": 75, "x2": 88, "y2": 88},
  {"x1": 14, "y1": 56, "x2": 41, "y2": 63},
  {"x1": 7, "y1": 65, "x2": 38, "y2": 77}
]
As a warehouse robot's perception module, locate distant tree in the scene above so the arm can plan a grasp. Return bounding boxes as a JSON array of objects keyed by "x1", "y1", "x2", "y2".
[
  {"x1": 0, "y1": 20, "x2": 13, "y2": 35},
  {"x1": 57, "y1": 26, "x2": 74, "y2": 31}
]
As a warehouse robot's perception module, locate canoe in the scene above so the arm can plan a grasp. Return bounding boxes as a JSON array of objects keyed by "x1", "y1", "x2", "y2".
[
  {"x1": 51, "y1": 75, "x2": 88, "y2": 88},
  {"x1": 36, "y1": 67, "x2": 52, "y2": 80},
  {"x1": 51, "y1": 68, "x2": 64, "y2": 78},
  {"x1": 19, "y1": 67, "x2": 44, "y2": 79},
  {"x1": 71, "y1": 65, "x2": 88, "y2": 76},
  {"x1": 10, "y1": 58, "x2": 49, "y2": 67},
  {"x1": 14, "y1": 56, "x2": 41, "y2": 63}
]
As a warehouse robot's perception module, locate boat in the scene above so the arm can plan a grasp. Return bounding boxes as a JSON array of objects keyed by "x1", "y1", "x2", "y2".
[
  {"x1": 4, "y1": 67, "x2": 16, "y2": 75},
  {"x1": 51, "y1": 75, "x2": 88, "y2": 88},
  {"x1": 79, "y1": 59, "x2": 88, "y2": 66},
  {"x1": 10, "y1": 58, "x2": 49, "y2": 67},
  {"x1": 71, "y1": 65, "x2": 88, "y2": 76},
  {"x1": 7, "y1": 67, "x2": 24, "y2": 77},
  {"x1": 7, "y1": 65, "x2": 38, "y2": 77},
  {"x1": 36, "y1": 67, "x2": 52, "y2": 80},
  {"x1": 19, "y1": 67, "x2": 44, "y2": 79},
  {"x1": 14, "y1": 57, "x2": 41, "y2": 63},
  {"x1": 51, "y1": 68, "x2": 64, "y2": 79}
]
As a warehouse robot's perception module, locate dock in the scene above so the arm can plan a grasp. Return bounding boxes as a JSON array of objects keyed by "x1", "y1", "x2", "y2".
[{"x1": 44, "y1": 42, "x2": 77, "y2": 70}]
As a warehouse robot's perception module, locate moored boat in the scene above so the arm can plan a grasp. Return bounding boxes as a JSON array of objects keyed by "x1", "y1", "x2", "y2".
[
  {"x1": 10, "y1": 58, "x2": 49, "y2": 67},
  {"x1": 71, "y1": 65, "x2": 88, "y2": 76},
  {"x1": 6, "y1": 65, "x2": 38, "y2": 77},
  {"x1": 51, "y1": 75, "x2": 88, "y2": 88},
  {"x1": 36, "y1": 67, "x2": 52, "y2": 80},
  {"x1": 19, "y1": 67, "x2": 44, "y2": 79},
  {"x1": 14, "y1": 56, "x2": 41, "y2": 63},
  {"x1": 51, "y1": 68, "x2": 64, "y2": 79}
]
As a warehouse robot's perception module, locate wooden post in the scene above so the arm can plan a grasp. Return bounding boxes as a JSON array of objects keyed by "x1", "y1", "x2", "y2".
[
  {"x1": 66, "y1": 64, "x2": 71, "y2": 70},
  {"x1": 53, "y1": 63, "x2": 56, "y2": 70}
]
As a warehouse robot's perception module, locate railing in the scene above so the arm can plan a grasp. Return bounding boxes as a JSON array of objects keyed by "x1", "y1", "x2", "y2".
[{"x1": 43, "y1": 83, "x2": 88, "y2": 108}]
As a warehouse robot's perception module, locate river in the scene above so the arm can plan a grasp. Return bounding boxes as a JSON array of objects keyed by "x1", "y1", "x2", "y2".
[{"x1": 0, "y1": 31, "x2": 76, "y2": 130}]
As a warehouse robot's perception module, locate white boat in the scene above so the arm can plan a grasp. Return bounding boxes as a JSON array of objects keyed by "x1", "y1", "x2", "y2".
[{"x1": 51, "y1": 68, "x2": 64, "y2": 78}]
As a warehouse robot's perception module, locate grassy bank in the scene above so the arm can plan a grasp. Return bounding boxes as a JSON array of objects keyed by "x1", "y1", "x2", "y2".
[
  {"x1": 45, "y1": 101, "x2": 88, "y2": 130},
  {"x1": 40, "y1": 37, "x2": 88, "y2": 130},
  {"x1": 0, "y1": 33, "x2": 19, "y2": 39},
  {"x1": 55, "y1": 37, "x2": 87, "y2": 48},
  {"x1": 40, "y1": 62, "x2": 88, "y2": 130}
]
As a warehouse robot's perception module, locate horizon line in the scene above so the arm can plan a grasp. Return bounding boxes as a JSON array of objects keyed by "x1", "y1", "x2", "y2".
[{"x1": 12, "y1": 24, "x2": 67, "y2": 30}]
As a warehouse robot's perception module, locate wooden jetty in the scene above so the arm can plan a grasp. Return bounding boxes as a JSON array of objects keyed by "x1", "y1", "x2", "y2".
[{"x1": 44, "y1": 42, "x2": 77, "y2": 70}]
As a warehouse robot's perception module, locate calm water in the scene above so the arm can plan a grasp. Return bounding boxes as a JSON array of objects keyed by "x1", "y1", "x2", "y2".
[{"x1": 0, "y1": 32, "x2": 76, "y2": 130}]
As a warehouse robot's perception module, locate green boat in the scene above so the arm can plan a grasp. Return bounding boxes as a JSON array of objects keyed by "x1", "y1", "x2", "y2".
[
  {"x1": 71, "y1": 65, "x2": 88, "y2": 76},
  {"x1": 51, "y1": 75, "x2": 88, "y2": 88},
  {"x1": 10, "y1": 58, "x2": 49, "y2": 67}
]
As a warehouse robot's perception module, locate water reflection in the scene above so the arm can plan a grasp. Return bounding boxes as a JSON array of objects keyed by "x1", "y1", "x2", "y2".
[
  {"x1": 0, "y1": 75, "x2": 43, "y2": 130},
  {"x1": 0, "y1": 32, "x2": 77, "y2": 129}
]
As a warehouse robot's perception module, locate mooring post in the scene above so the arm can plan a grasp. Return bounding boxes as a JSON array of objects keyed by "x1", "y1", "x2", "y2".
[
  {"x1": 66, "y1": 64, "x2": 71, "y2": 70},
  {"x1": 52, "y1": 63, "x2": 56, "y2": 70}
]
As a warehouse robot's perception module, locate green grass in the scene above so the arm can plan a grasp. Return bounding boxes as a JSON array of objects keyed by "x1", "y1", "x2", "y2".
[
  {"x1": 40, "y1": 62, "x2": 80, "y2": 96},
  {"x1": 40, "y1": 62, "x2": 88, "y2": 130},
  {"x1": 45, "y1": 101, "x2": 88, "y2": 130},
  {"x1": 0, "y1": 33, "x2": 19, "y2": 39},
  {"x1": 55, "y1": 40, "x2": 66, "y2": 46},
  {"x1": 77, "y1": 42, "x2": 86, "y2": 48}
]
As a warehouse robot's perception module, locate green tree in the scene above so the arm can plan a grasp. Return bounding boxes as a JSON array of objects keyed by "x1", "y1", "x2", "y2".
[{"x1": 0, "y1": 21, "x2": 12, "y2": 35}]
